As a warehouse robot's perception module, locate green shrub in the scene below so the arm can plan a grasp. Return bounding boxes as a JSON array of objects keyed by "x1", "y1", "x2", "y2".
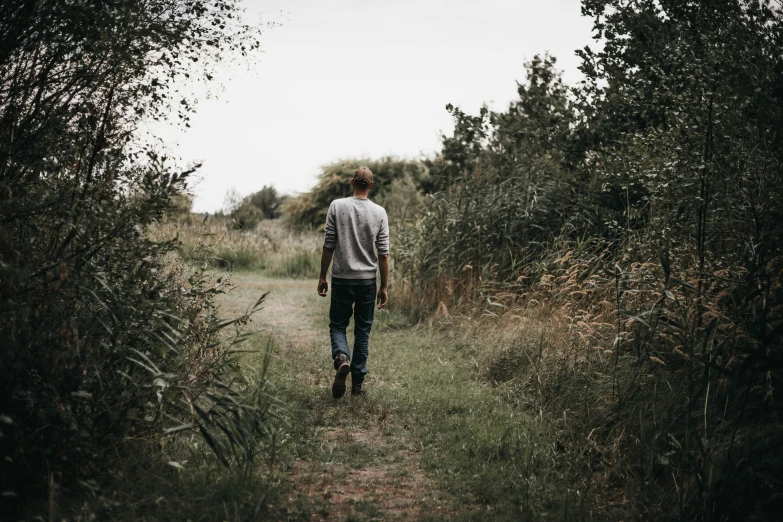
[
  {"x1": 396, "y1": 4, "x2": 783, "y2": 519},
  {"x1": 246, "y1": 185, "x2": 285, "y2": 219},
  {"x1": 0, "y1": 0, "x2": 275, "y2": 516},
  {"x1": 226, "y1": 185, "x2": 287, "y2": 230},
  {"x1": 285, "y1": 157, "x2": 430, "y2": 229},
  {"x1": 231, "y1": 201, "x2": 265, "y2": 230}
]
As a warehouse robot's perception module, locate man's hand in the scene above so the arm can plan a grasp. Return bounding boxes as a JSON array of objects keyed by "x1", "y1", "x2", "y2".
[
  {"x1": 377, "y1": 287, "x2": 388, "y2": 309},
  {"x1": 317, "y1": 278, "x2": 329, "y2": 297},
  {"x1": 377, "y1": 254, "x2": 389, "y2": 309},
  {"x1": 318, "y1": 247, "x2": 334, "y2": 297}
]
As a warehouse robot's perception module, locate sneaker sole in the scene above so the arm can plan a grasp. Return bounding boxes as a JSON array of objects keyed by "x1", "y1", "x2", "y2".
[{"x1": 332, "y1": 362, "x2": 350, "y2": 399}]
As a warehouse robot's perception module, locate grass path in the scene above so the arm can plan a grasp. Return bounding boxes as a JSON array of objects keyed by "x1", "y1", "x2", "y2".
[{"x1": 221, "y1": 273, "x2": 584, "y2": 521}]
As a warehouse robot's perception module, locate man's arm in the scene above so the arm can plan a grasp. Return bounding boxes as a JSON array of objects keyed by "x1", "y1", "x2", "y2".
[
  {"x1": 317, "y1": 247, "x2": 334, "y2": 296},
  {"x1": 375, "y1": 209, "x2": 390, "y2": 309},
  {"x1": 377, "y1": 254, "x2": 389, "y2": 309},
  {"x1": 319, "y1": 202, "x2": 337, "y2": 296}
]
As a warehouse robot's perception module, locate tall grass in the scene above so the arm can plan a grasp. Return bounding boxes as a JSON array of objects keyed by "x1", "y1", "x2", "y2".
[
  {"x1": 251, "y1": 279, "x2": 594, "y2": 520},
  {"x1": 64, "y1": 337, "x2": 287, "y2": 522},
  {"x1": 391, "y1": 30, "x2": 783, "y2": 514},
  {"x1": 151, "y1": 215, "x2": 322, "y2": 278},
  {"x1": 396, "y1": 237, "x2": 782, "y2": 520}
]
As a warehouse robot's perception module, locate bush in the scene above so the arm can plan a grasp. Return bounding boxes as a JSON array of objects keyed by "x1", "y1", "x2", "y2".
[
  {"x1": 246, "y1": 185, "x2": 285, "y2": 219},
  {"x1": 231, "y1": 201, "x2": 265, "y2": 230},
  {"x1": 396, "y1": 4, "x2": 783, "y2": 519},
  {"x1": 0, "y1": 0, "x2": 275, "y2": 516},
  {"x1": 167, "y1": 192, "x2": 195, "y2": 218},
  {"x1": 395, "y1": 56, "x2": 581, "y2": 307},
  {"x1": 225, "y1": 185, "x2": 287, "y2": 230},
  {"x1": 285, "y1": 157, "x2": 430, "y2": 229}
]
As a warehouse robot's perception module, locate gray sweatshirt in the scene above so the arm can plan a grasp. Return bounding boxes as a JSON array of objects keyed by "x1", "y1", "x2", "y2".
[{"x1": 323, "y1": 197, "x2": 389, "y2": 280}]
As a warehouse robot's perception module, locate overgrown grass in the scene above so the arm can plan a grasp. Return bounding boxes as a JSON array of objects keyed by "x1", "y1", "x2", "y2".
[
  {"x1": 395, "y1": 239, "x2": 783, "y2": 520},
  {"x1": 436, "y1": 310, "x2": 630, "y2": 518},
  {"x1": 67, "y1": 435, "x2": 280, "y2": 521},
  {"x1": 234, "y1": 274, "x2": 596, "y2": 520},
  {"x1": 59, "y1": 336, "x2": 288, "y2": 522},
  {"x1": 151, "y1": 215, "x2": 321, "y2": 278},
  {"x1": 392, "y1": 330, "x2": 592, "y2": 520}
]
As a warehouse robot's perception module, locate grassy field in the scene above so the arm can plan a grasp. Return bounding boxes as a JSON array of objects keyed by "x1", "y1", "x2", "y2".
[
  {"x1": 212, "y1": 273, "x2": 595, "y2": 521},
  {"x1": 90, "y1": 217, "x2": 630, "y2": 521},
  {"x1": 95, "y1": 218, "x2": 614, "y2": 520},
  {"x1": 70, "y1": 272, "x2": 621, "y2": 520},
  {"x1": 150, "y1": 216, "x2": 322, "y2": 278}
]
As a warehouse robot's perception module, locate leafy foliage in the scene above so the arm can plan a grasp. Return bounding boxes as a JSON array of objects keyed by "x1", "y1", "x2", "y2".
[
  {"x1": 231, "y1": 202, "x2": 265, "y2": 230},
  {"x1": 246, "y1": 185, "x2": 286, "y2": 220},
  {"x1": 0, "y1": 0, "x2": 277, "y2": 516},
  {"x1": 286, "y1": 157, "x2": 430, "y2": 229},
  {"x1": 226, "y1": 185, "x2": 288, "y2": 230},
  {"x1": 573, "y1": 2, "x2": 783, "y2": 518},
  {"x1": 397, "y1": 55, "x2": 586, "y2": 297},
  {"x1": 396, "y1": 2, "x2": 783, "y2": 519}
]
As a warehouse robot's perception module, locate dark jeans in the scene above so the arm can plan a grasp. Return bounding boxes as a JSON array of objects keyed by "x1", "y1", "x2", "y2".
[{"x1": 329, "y1": 277, "x2": 376, "y2": 383}]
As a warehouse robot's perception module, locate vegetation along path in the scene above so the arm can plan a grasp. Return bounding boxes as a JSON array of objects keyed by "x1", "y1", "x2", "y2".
[{"x1": 222, "y1": 273, "x2": 587, "y2": 521}]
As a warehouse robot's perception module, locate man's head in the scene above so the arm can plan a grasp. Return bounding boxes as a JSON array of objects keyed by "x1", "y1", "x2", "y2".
[{"x1": 351, "y1": 166, "x2": 374, "y2": 195}]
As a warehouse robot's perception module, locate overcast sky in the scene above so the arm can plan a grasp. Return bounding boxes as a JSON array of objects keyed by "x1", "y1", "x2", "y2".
[{"x1": 147, "y1": 0, "x2": 596, "y2": 213}]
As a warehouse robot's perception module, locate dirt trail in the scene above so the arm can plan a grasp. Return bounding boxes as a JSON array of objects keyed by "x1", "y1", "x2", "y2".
[
  {"x1": 287, "y1": 427, "x2": 428, "y2": 521},
  {"x1": 221, "y1": 274, "x2": 449, "y2": 521}
]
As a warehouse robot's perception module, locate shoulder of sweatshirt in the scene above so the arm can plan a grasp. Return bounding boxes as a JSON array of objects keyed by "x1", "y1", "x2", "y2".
[
  {"x1": 366, "y1": 199, "x2": 387, "y2": 215},
  {"x1": 332, "y1": 197, "x2": 386, "y2": 217},
  {"x1": 330, "y1": 197, "x2": 352, "y2": 210}
]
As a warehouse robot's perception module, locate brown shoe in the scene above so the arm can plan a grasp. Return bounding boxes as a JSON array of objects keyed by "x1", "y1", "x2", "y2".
[{"x1": 332, "y1": 354, "x2": 350, "y2": 399}]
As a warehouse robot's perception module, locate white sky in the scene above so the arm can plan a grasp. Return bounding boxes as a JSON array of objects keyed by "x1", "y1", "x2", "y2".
[{"x1": 147, "y1": 0, "x2": 595, "y2": 213}]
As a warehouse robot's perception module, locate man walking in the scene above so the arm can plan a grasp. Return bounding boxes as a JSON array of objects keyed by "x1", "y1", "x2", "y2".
[{"x1": 317, "y1": 166, "x2": 389, "y2": 398}]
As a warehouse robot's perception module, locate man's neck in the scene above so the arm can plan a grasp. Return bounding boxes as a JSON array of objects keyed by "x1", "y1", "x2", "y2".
[{"x1": 353, "y1": 191, "x2": 369, "y2": 199}]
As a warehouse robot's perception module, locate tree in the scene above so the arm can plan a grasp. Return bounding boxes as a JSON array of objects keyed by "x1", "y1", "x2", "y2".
[
  {"x1": 397, "y1": 56, "x2": 582, "y2": 289},
  {"x1": 247, "y1": 185, "x2": 283, "y2": 219}
]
